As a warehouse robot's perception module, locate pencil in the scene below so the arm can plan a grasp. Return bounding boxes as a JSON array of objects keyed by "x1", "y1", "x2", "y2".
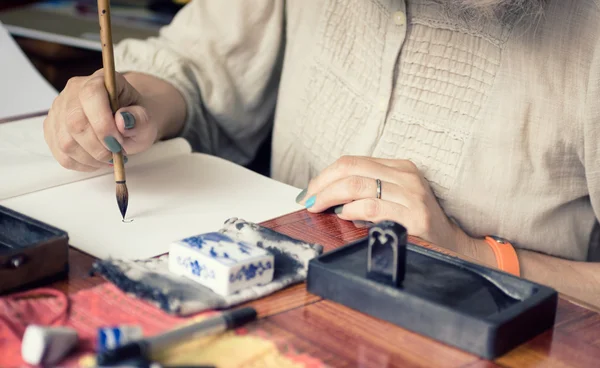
[{"x1": 97, "y1": 0, "x2": 129, "y2": 220}]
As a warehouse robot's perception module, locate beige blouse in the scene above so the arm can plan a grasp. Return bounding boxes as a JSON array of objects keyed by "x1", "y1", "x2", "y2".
[{"x1": 113, "y1": 0, "x2": 600, "y2": 261}]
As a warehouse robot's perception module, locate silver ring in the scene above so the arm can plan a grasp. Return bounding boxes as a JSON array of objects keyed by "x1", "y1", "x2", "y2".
[{"x1": 376, "y1": 179, "x2": 382, "y2": 199}]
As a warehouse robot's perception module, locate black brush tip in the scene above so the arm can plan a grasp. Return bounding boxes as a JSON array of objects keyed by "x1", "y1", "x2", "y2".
[{"x1": 116, "y1": 182, "x2": 129, "y2": 219}]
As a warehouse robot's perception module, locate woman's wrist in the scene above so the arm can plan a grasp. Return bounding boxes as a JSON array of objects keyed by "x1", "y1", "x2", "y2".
[{"x1": 452, "y1": 228, "x2": 498, "y2": 269}]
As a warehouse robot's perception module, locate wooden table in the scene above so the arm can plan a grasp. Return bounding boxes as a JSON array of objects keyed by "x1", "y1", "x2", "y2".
[{"x1": 48, "y1": 210, "x2": 600, "y2": 367}]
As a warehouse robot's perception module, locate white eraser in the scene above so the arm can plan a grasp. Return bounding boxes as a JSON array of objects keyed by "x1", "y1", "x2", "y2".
[
  {"x1": 21, "y1": 325, "x2": 78, "y2": 366},
  {"x1": 168, "y1": 232, "x2": 274, "y2": 296}
]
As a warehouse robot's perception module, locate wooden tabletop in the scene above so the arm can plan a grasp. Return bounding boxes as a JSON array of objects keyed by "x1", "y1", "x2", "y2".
[{"x1": 49, "y1": 210, "x2": 600, "y2": 367}]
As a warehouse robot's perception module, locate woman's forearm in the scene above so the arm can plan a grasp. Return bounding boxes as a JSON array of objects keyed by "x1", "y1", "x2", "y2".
[
  {"x1": 455, "y1": 235, "x2": 600, "y2": 308},
  {"x1": 516, "y1": 248, "x2": 600, "y2": 308}
]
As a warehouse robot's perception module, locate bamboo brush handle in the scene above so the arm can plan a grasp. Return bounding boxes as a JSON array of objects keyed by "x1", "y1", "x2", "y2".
[{"x1": 97, "y1": 0, "x2": 125, "y2": 182}]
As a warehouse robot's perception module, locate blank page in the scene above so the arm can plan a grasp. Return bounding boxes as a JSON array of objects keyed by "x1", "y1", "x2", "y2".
[
  {"x1": 0, "y1": 153, "x2": 303, "y2": 259},
  {"x1": 0, "y1": 116, "x2": 192, "y2": 200}
]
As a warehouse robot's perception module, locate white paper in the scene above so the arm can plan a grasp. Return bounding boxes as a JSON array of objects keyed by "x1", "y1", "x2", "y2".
[
  {"x1": 0, "y1": 21, "x2": 58, "y2": 122},
  {"x1": 0, "y1": 153, "x2": 303, "y2": 260},
  {"x1": 0, "y1": 115, "x2": 192, "y2": 200}
]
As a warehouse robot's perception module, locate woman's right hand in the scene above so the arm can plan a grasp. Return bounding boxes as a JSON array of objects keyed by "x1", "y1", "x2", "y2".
[{"x1": 44, "y1": 69, "x2": 160, "y2": 172}]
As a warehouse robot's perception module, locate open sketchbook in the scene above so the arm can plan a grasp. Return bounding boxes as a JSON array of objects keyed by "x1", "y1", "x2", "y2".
[{"x1": 0, "y1": 116, "x2": 303, "y2": 260}]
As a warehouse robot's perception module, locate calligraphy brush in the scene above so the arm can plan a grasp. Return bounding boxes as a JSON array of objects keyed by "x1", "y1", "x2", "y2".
[{"x1": 97, "y1": 0, "x2": 129, "y2": 220}]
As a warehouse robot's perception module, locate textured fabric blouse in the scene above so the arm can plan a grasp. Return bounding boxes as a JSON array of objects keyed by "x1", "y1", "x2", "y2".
[{"x1": 113, "y1": 0, "x2": 600, "y2": 261}]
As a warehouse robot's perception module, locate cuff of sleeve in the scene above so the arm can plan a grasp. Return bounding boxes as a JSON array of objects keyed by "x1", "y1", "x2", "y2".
[{"x1": 112, "y1": 38, "x2": 210, "y2": 153}]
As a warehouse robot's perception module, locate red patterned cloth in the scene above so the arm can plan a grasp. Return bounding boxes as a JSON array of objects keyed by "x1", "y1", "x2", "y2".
[{"x1": 0, "y1": 283, "x2": 325, "y2": 367}]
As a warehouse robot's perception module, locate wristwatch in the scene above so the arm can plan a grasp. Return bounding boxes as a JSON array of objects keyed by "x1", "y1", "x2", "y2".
[{"x1": 484, "y1": 236, "x2": 520, "y2": 277}]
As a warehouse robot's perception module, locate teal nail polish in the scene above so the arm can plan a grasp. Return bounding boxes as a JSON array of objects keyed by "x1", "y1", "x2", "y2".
[
  {"x1": 333, "y1": 205, "x2": 343, "y2": 215},
  {"x1": 295, "y1": 189, "x2": 307, "y2": 203},
  {"x1": 305, "y1": 195, "x2": 316, "y2": 209},
  {"x1": 121, "y1": 112, "x2": 136, "y2": 130},
  {"x1": 104, "y1": 136, "x2": 122, "y2": 153}
]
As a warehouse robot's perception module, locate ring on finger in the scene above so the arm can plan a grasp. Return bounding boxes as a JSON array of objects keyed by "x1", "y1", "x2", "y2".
[{"x1": 376, "y1": 178, "x2": 382, "y2": 199}]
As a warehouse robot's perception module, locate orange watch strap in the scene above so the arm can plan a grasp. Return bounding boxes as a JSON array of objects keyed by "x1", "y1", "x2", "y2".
[{"x1": 484, "y1": 236, "x2": 520, "y2": 277}]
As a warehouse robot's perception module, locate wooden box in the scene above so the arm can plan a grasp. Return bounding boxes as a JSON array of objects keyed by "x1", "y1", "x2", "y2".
[{"x1": 0, "y1": 205, "x2": 69, "y2": 294}]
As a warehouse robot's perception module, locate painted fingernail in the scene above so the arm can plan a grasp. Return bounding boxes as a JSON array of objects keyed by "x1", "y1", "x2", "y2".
[
  {"x1": 305, "y1": 195, "x2": 316, "y2": 209},
  {"x1": 103, "y1": 136, "x2": 122, "y2": 153},
  {"x1": 121, "y1": 112, "x2": 136, "y2": 130},
  {"x1": 333, "y1": 205, "x2": 343, "y2": 215},
  {"x1": 295, "y1": 189, "x2": 307, "y2": 203}
]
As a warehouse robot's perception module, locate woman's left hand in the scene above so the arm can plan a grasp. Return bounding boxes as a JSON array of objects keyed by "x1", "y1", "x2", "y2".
[{"x1": 296, "y1": 155, "x2": 470, "y2": 251}]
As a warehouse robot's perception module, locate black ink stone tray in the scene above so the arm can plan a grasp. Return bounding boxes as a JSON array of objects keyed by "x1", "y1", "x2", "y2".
[
  {"x1": 306, "y1": 221, "x2": 558, "y2": 360},
  {"x1": 0, "y1": 205, "x2": 69, "y2": 294}
]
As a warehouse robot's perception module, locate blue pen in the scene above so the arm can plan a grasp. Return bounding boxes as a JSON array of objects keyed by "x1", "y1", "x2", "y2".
[{"x1": 96, "y1": 307, "x2": 257, "y2": 366}]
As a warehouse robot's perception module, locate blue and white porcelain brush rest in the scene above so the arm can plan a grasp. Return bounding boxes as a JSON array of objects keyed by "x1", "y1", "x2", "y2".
[{"x1": 168, "y1": 232, "x2": 274, "y2": 296}]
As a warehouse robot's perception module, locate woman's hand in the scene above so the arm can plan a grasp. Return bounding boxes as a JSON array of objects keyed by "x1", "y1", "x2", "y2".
[
  {"x1": 44, "y1": 69, "x2": 186, "y2": 172},
  {"x1": 297, "y1": 157, "x2": 600, "y2": 309},
  {"x1": 296, "y1": 156, "x2": 471, "y2": 250}
]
